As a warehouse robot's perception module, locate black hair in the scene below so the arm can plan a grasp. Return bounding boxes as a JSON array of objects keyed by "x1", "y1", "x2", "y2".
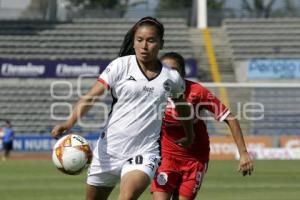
[
  {"x1": 119, "y1": 16, "x2": 164, "y2": 57},
  {"x1": 160, "y1": 52, "x2": 186, "y2": 77}
]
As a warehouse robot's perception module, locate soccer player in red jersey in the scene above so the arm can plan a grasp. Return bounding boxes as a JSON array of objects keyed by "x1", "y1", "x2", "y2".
[{"x1": 151, "y1": 52, "x2": 253, "y2": 200}]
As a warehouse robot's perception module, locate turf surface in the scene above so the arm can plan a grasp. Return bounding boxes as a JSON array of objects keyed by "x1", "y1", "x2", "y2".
[{"x1": 0, "y1": 159, "x2": 299, "y2": 200}]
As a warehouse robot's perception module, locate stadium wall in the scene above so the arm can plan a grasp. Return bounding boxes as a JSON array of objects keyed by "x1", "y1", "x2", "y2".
[{"x1": 1, "y1": 135, "x2": 300, "y2": 160}]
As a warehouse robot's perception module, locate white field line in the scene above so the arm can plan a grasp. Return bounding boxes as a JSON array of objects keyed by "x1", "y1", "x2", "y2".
[
  {"x1": 200, "y1": 82, "x2": 300, "y2": 88},
  {"x1": 203, "y1": 183, "x2": 300, "y2": 189}
]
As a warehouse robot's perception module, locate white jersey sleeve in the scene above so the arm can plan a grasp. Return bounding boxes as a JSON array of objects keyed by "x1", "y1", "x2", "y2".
[
  {"x1": 169, "y1": 69, "x2": 185, "y2": 98},
  {"x1": 98, "y1": 58, "x2": 124, "y2": 89}
]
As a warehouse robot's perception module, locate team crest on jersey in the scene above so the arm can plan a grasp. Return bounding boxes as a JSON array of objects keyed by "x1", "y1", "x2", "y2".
[
  {"x1": 105, "y1": 67, "x2": 111, "y2": 73},
  {"x1": 163, "y1": 80, "x2": 172, "y2": 92},
  {"x1": 157, "y1": 172, "x2": 168, "y2": 185}
]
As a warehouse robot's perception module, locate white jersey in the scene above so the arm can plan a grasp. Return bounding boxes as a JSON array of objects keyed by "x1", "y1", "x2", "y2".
[{"x1": 97, "y1": 55, "x2": 185, "y2": 159}]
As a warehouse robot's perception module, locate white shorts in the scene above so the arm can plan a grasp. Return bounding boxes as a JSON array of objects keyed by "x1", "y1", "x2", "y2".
[{"x1": 87, "y1": 152, "x2": 161, "y2": 187}]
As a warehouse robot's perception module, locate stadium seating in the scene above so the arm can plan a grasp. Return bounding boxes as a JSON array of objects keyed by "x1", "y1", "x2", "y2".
[
  {"x1": 223, "y1": 18, "x2": 300, "y2": 60},
  {"x1": 0, "y1": 18, "x2": 194, "y2": 60},
  {"x1": 220, "y1": 18, "x2": 300, "y2": 135},
  {"x1": 0, "y1": 18, "x2": 196, "y2": 134},
  {"x1": 1, "y1": 18, "x2": 299, "y2": 136},
  {"x1": 188, "y1": 27, "x2": 235, "y2": 82},
  {"x1": 250, "y1": 88, "x2": 300, "y2": 135},
  {"x1": 0, "y1": 79, "x2": 109, "y2": 134}
]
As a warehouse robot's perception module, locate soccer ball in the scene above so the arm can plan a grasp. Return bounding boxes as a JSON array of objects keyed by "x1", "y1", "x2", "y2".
[{"x1": 52, "y1": 134, "x2": 92, "y2": 175}]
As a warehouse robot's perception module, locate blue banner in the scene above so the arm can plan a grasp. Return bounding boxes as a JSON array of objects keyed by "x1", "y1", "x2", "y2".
[
  {"x1": 0, "y1": 135, "x2": 99, "y2": 151},
  {"x1": 0, "y1": 59, "x2": 198, "y2": 78},
  {"x1": 248, "y1": 59, "x2": 300, "y2": 79},
  {"x1": 0, "y1": 60, "x2": 110, "y2": 78}
]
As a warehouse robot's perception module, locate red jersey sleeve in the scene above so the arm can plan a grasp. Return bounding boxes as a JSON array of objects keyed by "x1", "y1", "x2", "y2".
[{"x1": 195, "y1": 84, "x2": 230, "y2": 121}]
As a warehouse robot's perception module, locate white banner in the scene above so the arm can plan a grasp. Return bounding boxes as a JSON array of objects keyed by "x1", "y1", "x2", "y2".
[{"x1": 235, "y1": 148, "x2": 300, "y2": 160}]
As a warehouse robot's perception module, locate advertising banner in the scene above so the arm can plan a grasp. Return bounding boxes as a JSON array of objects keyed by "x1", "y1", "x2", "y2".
[
  {"x1": 279, "y1": 135, "x2": 300, "y2": 148},
  {"x1": 248, "y1": 59, "x2": 300, "y2": 79},
  {"x1": 0, "y1": 59, "x2": 109, "y2": 78},
  {"x1": 209, "y1": 136, "x2": 273, "y2": 160},
  {"x1": 0, "y1": 59, "x2": 198, "y2": 78},
  {"x1": 2, "y1": 135, "x2": 300, "y2": 160},
  {"x1": 244, "y1": 148, "x2": 300, "y2": 160},
  {"x1": 0, "y1": 135, "x2": 98, "y2": 151}
]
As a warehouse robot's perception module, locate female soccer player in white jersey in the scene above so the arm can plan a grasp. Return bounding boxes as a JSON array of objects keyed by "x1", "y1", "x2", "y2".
[{"x1": 51, "y1": 17, "x2": 195, "y2": 200}]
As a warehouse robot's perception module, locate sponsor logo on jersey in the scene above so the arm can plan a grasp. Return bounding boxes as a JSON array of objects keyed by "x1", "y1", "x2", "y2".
[{"x1": 143, "y1": 86, "x2": 154, "y2": 93}]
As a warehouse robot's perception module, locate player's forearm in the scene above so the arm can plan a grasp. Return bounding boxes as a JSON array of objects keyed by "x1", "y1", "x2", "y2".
[
  {"x1": 181, "y1": 119, "x2": 194, "y2": 141},
  {"x1": 65, "y1": 82, "x2": 105, "y2": 129},
  {"x1": 226, "y1": 116, "x2": 248, "y2": 154},
  {"x1": 175, "y1": 102, "x2": 195, "y2": 141},
  {"x1": 65, "y1": 96, "x2": 96, "y2": 129}
]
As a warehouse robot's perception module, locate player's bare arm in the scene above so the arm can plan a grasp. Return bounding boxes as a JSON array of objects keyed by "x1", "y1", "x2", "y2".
[
  {"x1": 173, "y1": 96, "x2": 195, "y2": 148},
  {"x1": 224, "y1": 113, "x2": 254, "y2": 176},
  {"x1": 51, "y1": 81, "x2": 106, "y2": 139}
]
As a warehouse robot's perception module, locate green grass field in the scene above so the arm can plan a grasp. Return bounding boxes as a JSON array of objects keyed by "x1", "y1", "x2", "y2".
[{"x1": 0, "y1": 160, "x2": 300, "y2": 200}]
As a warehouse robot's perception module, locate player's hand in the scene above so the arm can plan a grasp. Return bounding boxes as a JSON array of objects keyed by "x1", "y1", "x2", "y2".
[
  {"x1": 51, "y1": 123, "x2": 71, "y2": 139},
  {"x1": 238, "y1": 151, "x2": 253, "y2": 176},
  {"x1": 175, "y1": 134, "x2": 195, "y2": 148}
]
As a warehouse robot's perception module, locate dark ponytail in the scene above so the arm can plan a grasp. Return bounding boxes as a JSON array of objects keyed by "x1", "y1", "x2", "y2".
[
  {"x1": 119, "y1": 16, "x2": 164, "y2": 57},
  {"x1": 118, "y1": 28, "x2": 135, "y2": 57}
]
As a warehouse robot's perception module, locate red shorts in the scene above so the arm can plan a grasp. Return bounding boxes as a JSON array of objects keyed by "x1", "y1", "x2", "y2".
[{"x1": 151, "y1": 155, "x2": 208, "y2": 199}]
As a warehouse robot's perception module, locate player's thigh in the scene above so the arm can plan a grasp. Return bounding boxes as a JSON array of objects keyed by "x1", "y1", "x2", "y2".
[
  {"x1": 121, "y1": 153, "x2": 161, "y2": 179},
  {"x1": 152, "y1": 191, "x2": 173, "y2": 200},
  {"x1": 119, "y1": 170, "x2": 150, "y2": 200},
  {"x1": 177, "y1": 179, "x2": 202, "y2": 200},
  {"x1": 151, "y1": 170, "x2": 180, "y2": 200},
  {"x1": 178, "y1": 194, "x2": 192, "y2": 200},
  {"x1": 177, "y1": 162, "x2": 207, "y2": 200},
  {"x1": 86, "y1": 160, "x2": 121, "y2": 199},
  {"x1": 86, "y1": 184, "x2": 114, "y2": 200},
  {"x1": 119, "y1": 153, "x2": 161, "y2": 199},
  {"x1": 151, "y1": 156, "x2": 181, "y2": 195}
]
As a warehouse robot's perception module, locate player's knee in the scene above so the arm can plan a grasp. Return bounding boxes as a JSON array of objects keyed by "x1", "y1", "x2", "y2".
[
  {"x1": 118, "y1": 189, "x2": 136, "y2": 200},
  {"x1": 118, "y1": 183, "x2": 147, "y2": 200}
]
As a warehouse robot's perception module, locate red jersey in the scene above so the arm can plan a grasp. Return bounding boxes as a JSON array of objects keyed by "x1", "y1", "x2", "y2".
[{"x1": 161, "y1": 80, "x2": 230, "y2": 162}]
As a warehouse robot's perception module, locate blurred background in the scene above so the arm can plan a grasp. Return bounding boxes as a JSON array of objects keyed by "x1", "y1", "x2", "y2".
[{"x1": 0, "y1": 0, "x2": 300, "y2": 160}]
